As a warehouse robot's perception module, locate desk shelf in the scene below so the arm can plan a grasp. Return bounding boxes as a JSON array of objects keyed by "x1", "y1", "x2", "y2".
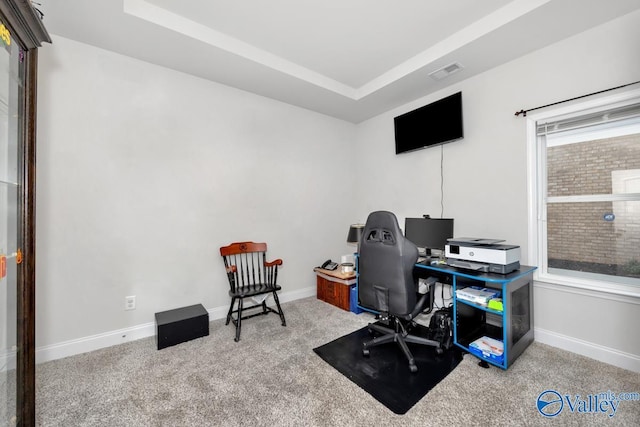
[
  {"x1": 455, "y1": 297, "x2": 504, "y2": 316},
  {"x1": 456, "y1": 323, "x2": 503, "y2": 348}
]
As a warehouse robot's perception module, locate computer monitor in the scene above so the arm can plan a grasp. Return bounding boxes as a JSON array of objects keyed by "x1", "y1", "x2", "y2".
[{"x1": 404, "y1": 217, "x2": 454, "y2": 256}]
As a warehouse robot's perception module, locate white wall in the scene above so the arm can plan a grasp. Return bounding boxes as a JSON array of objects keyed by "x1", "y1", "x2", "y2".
[
  {"x1": 355, "y1": 10, "x2": 640, "y2": 371},
  {"x1": 36, "y1": 10, "x2": 640, "y2": 371},
  {"x1": 36, "y1": 36, "x2": 357, "y2": 355}
]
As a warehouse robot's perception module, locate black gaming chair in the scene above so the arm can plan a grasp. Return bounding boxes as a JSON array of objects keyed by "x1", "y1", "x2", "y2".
[{"x1": 358, "y1": 211, "x2": 442, "y2": 372}]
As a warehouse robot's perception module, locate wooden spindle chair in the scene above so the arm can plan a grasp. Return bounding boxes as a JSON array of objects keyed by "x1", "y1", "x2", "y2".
[{"x1": 219, "y1": 241, "x2": 286, "y2": 342}]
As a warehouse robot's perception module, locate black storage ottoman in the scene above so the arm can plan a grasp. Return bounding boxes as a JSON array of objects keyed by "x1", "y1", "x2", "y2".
[{"x1": 155, "y1": 304, "x2": 209, "y2": 350}]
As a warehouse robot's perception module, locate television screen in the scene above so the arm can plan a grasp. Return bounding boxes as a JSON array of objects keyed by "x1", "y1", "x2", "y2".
[{"x1": 394, "y1": 92, "x2": 463, "y2": 154}]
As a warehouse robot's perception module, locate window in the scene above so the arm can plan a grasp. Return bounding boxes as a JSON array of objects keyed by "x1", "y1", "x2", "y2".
[{"x1": 527, "y1": 89, "x2": 640, "y2": 297}]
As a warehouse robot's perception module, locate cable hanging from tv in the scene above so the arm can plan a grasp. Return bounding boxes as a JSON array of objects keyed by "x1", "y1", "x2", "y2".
[{"x1": 514, "y1": 80, "x2": 640, "y2": 117}]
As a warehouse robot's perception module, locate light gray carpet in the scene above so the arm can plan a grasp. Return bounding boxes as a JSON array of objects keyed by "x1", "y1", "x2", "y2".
[{"x1": 36, "y1": 297, "x2": 639, "y2": 426}]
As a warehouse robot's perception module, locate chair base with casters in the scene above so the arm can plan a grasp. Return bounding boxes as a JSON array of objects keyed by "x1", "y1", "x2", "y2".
[
  {"x1": 220, "y1": 242, "x2": 287, "y2": 342},
  {"x1": 362, "y1": 294, "x2": 443, "y2": 373}
]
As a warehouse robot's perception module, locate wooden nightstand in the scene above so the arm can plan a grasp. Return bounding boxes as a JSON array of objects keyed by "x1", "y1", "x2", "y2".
[{"x1": 314, "y1": 267, "x2": 356, "y2": 311}]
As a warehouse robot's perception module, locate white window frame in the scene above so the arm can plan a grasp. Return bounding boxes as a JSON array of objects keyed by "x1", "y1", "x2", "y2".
[{"x1": 526, "y1": 88, "x2": 640, "y2": 298}]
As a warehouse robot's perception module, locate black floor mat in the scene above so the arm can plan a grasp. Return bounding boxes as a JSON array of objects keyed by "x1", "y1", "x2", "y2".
[{"x1": 313, "y1": 323, "x2": 462, "y2": 415}]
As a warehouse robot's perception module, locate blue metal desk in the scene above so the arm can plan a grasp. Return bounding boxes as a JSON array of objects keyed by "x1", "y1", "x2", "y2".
[{"x1": 414, "y1": 262, "x2": 537, "y2": 369}]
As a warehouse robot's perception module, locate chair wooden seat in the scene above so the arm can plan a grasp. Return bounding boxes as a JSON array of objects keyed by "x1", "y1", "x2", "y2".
[
  {"x1": 220, "y1": 241, "x2": 286, "y2": 342},
  {"x1": 230, "y1": 283, "x2": 282, "y2": 298}
]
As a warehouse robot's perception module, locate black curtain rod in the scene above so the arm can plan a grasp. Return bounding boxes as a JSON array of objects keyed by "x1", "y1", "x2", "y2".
[{"x1": 514, "y1": 80, "x2": 640, "y2": 117}]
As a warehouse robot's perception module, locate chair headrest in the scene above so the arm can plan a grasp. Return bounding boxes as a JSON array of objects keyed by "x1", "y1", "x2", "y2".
[{"x1": 362, "y1": 211, "x2": 402, "y2": 246}]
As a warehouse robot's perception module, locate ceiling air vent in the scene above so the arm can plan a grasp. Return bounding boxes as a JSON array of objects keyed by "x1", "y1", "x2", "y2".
[{"x1": 429, "y1": 62, "x2": 463, "y2": 81}]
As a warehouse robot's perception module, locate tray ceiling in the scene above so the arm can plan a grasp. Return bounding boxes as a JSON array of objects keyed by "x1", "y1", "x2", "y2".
[{"x1": 38, "y1": 0, "x2": 640, "y2": 122}]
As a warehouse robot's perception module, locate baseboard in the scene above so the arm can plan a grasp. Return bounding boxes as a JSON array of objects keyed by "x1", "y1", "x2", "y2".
[
  {"x1": 534, "y1": 327, "x2": 640, "y2": 373},
  {"x1": 1, "y1": 348, "x2": 16, "y2": 373},
  {"x1": 35, "y1": 286, "x2": 316, "y2": 364},
  {"x1": 35, "y1": 321, "x2": 157, "y2": 364},
  {"x1": 275, "y1": 285, "x2": 316, "y2": 303}
]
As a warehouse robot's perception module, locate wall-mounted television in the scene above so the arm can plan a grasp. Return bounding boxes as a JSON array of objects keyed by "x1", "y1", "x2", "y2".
[{"x1": 394, "y1": 92, "x2": 463, "y2": 154}]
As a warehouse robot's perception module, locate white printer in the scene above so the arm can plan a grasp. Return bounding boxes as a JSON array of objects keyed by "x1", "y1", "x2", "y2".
[{"x1": 445, "y1": 238, "x2": 520, "y2": 274}]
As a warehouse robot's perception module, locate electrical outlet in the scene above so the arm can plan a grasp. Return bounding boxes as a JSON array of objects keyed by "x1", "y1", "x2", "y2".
[{"x1": 125, "y1": 295, "x2": 136, "y2": 310}]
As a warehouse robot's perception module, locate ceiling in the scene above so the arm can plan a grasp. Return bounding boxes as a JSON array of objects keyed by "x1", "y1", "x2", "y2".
[{"x1": 38, "y1": 0, "x2": 640, "y2": 123}]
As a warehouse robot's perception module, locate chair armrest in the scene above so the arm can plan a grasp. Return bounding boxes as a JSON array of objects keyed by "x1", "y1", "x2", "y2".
[
  {"x1": 264, "y1": 259, "x2": 283, "y2": 267},
  {"x1": 408, "y1": 292, "x2": 431, "y2": 320}
]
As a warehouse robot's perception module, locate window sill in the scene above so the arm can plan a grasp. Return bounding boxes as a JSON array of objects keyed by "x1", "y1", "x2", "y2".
[{"x1": 534, "y1": 271, "x2": 640, "y2": 301}]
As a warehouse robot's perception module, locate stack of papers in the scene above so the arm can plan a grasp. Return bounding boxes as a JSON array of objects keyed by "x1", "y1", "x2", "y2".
[
  {"x1": 469, "y1": 336, "x2": 504, "y2": 360},
  {"x1": 456, "y1": 286, "x2": 500, "y2": 305}
]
